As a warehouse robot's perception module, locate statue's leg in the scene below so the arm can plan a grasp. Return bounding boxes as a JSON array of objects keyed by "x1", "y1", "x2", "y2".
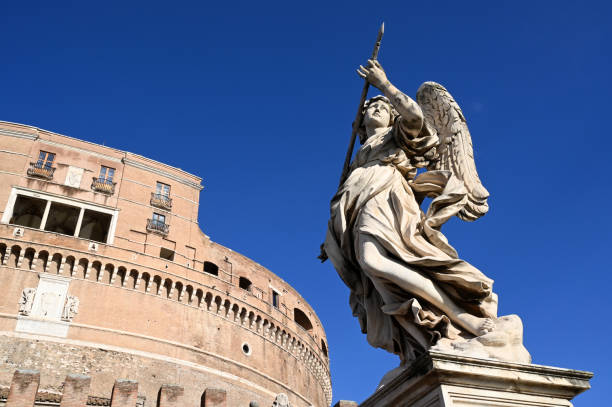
[{"x1": 357, "y1": 234, "x2": 493, "y2": 337}]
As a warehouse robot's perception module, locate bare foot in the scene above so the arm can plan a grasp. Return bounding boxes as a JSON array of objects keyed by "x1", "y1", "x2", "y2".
[
  {"x1": 479, "y1": 318, "x2": 495, "y2": 335},
  {"x1": 456, "y1": 313, "x2": 496, "y2": 336}
]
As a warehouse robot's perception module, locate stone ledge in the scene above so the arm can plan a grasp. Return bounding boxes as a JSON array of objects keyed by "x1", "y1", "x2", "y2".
[
  {"x1": 15, "y1": 317, "x2": 70, "y2": 338},
  {"x1": 360, "y1": 351, "x2": 593, "y2": 407}
]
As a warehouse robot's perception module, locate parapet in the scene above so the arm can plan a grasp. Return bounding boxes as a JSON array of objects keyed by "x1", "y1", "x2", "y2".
[{"x1": 0, "y1": 369, "x2": 231, "y2": 406}]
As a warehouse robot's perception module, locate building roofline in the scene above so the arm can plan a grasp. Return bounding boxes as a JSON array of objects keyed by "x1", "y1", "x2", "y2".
[{"x1": 0, "y1": 120, "x2": 203, "y2": 188}]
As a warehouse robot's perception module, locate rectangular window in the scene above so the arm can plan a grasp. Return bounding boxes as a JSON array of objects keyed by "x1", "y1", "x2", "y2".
[
  {"x1": 152, "y1": 212, "x2": 166, "y2": 226},
  {"x1": 9, "y1": 195, "x2": 47, "y2": 229},
  {"x1": 44, "y1": 202, "x2": 80, "y2": 236},
  {"x1": 156, "y1": 182, "x2": 171, "y2": 197},
  {"x1": 99, "y1": 166, "x2": 115, "y2": 182},
  {"x1": 272, "y1": 290, "x2": 280, "y2": 308},
  {"x1": 78, "y1": 210, "x2": 112, "y2": 243},
  {"x1": 159, "y1": 247, "x2": 175, "y2": 261},
  {"x1": 36, "y1": 151, "x2": 55, "y2": 169},
  {"x1": 3, "y1": 188, "x2": 118, "y2": 244}
]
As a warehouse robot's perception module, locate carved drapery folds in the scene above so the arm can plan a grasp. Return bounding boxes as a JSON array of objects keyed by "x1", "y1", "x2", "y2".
[
  {"x1": 61, "y1": 295, "x2": 79, "y2": 322},
  {"x1": 18, "y1": 288, "x2": 36, "y2": 315}
]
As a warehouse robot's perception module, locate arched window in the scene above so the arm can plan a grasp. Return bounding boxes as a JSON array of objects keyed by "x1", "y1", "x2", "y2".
[
  {"x1": 294, "y1": 308, "x2": 313, "y2": 332},
  {"x1": 129, "y1": 269, "x2": 139, "y2": 289},
  {"x1": 203, "y1": 261, "x2": 218, "y2": 276},
  {"x1": 239, "y1": 277, "x2": 252, "y2": 292},
  {"x1": 0, "y1": 243, "x2": 7, "y2": 264},
  {"x1": 321, "y1": 339, "x2": 328, "y2": 358}
]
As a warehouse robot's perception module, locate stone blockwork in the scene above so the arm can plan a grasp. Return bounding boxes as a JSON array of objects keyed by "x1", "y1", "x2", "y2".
[
  {"x1": 0, "y1": 121, "x2": 331, "y2": 407},
  {"x1": 0, "y1": 368, "x2": 236, "y2": 406},
  {"x1": 60, "y1": 375, "x2": 91, "y2": 407},
  {"x1": 5, "y1": 370, "x2": 40, "y2": 407}
]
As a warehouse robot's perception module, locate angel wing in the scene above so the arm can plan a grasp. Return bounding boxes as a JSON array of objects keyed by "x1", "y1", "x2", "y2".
[{"x1": 416, "y1": 81, "x2": 489, "y2": 221}]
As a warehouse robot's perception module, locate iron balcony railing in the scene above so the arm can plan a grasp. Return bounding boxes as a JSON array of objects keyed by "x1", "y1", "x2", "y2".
[
  {"x1": 91, "y1": 177, "x2": 116, "y2": 194},
  {"x1": 146, "y1": 218, "x2": 169, "y2": 236},
  {"x1": 150, "y1": 192, "x2": 172, "y2": 210},
  {"x1": 27, "y1": 162, "x2": 55, "y2": 180}
]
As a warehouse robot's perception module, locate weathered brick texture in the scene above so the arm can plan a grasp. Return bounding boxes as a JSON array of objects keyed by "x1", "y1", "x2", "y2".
[
  {"x1": 60, "y1": 374, "x2": 91, "y2": 407},
  {"x1": 110, "y1": 379, "x2": 138, "y2": 407},
  {"x1": 201, "y1": 388, "x2": 226, "y2": 407},
  {"x1": 158, "y1": 384, "x2": 184, "y2": 407},
  {"x1": 0, "y1": 120, "x2": 331, "y2": 407},
  {"x1": 334, "y1": 401, "x2": 358, "y2": 407},
  {"x1": 6, "y1": 369, "x2": 40, "y2": 407}
]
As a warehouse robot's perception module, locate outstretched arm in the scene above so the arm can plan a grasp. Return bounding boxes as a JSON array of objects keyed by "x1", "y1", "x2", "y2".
[{"x1": 357, "y1": 59, "x2": 423, "y2": 127}]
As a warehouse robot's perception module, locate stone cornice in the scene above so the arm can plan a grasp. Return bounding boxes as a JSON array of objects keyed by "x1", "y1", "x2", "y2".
[
  {"x1": 122, "y1": 158, "x2": 203, "y2": 191},
  {"x1": 39, "y1": 139, "x2": 122, "y2": 163},
  {"x1": 361, "y1": 351, "x2": 593, "y2": 407},
  {"x1": 0, "y1": 121, "x2": 204, "y2": 191},
  {"x1": 0, "y1": 128, "x2": 38, "y2": 141}
]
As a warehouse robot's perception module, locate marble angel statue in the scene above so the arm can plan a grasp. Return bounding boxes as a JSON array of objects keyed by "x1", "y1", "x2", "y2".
[{"x1": 322, "y1": 59, "x2": 530, "y2": 368}]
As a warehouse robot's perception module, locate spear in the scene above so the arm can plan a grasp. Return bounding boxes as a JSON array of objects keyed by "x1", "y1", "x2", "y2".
[{"x1": 338, "y1": 22, "x2": 385, "y2": 186}]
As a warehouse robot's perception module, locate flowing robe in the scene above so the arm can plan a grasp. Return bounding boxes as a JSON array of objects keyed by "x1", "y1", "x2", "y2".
[{"x1": 324, "y1": 116, "x2": 497, "y2": 363}]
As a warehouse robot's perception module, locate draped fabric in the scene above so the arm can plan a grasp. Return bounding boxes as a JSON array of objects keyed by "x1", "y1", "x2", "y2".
[{"x1": 324, "y1": 117, "x2": 497, "y2": 364}]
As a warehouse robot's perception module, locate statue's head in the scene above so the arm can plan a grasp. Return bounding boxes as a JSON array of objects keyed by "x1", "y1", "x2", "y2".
[{"x1": 359, "y1": 95, "x2": 398, "y2": 143}]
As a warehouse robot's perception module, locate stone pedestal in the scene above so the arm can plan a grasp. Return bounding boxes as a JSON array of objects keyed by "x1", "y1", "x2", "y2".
[{"x1": 359, "y1": 351, "x2": 592, "y2": 407}]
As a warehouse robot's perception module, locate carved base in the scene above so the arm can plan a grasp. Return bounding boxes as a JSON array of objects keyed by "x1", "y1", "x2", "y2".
[
  {"x1": 359, "y1": 351, "x2": 592, "y2": 407},
  {"x1": 15, "y1": 316, "x2": 70, "y2": 338}
]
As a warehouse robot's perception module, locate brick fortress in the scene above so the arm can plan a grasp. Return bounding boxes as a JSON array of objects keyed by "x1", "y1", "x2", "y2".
[{"x1": 0, "y1": 121, "x2": 332, "y2": 407}]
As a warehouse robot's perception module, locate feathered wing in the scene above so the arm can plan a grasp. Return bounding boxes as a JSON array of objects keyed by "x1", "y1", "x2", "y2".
[{"x1": 416, "y1": 81, "x2": 489, "y2": 221}]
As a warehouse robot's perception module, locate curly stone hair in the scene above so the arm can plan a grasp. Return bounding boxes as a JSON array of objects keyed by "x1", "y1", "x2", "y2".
[{"x1": 358, "y1": 95, "x2": 399, "y2": 144}]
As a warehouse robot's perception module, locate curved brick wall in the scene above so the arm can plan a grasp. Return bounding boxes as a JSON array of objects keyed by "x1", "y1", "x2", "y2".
[{"x1": 0, "y1": 121, "x2": 331, "y2": 407}]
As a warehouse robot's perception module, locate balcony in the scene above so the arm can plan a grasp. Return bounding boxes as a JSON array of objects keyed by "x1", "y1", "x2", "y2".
[
  {"x1": 150, "y1": 193, "x2": 172, "y2": 210},
  {"x1": 147, "y1": 218, "x2": 169, "y2": 236},
  {"x1": 91, "y1": 177, "x2": 116, "y2": 195},
  {"x1": 27, "y1": 162, "x2": 55, "y2": 180}
]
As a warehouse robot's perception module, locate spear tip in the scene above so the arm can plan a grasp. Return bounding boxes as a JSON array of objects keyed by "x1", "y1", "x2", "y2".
[{"x1": 380, "y1": 22, "x2": 385, "y2": 35}]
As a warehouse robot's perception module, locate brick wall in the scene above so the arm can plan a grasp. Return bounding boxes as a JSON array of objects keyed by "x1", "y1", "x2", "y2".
[{"x1": 0, "y1": 369, "x2": 231, "y2": 407}]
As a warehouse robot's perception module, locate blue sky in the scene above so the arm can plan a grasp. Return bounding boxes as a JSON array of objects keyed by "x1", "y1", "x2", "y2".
[{"x1": 1, "y1": 1, "x2": 610, "y2": 405}]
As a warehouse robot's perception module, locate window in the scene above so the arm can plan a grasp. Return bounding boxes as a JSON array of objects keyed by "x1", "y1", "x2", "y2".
[
  {"x1": 203, "y1": 261, "x2": 219, "y2": 276},
  {"x1": 3, "y1": 188, "x2": 118, "y2": 244},
  {"x1": 98, "y1": 166, "x2": 115, "y2": 182},
  {"x1": 272, "y1": 290, "x2": 280, "y2": 308},
  {"x1": 294, "y1": 308, "x2": 313, "y2": 332},
  {"x1": 156, "y1": 182, "x2": 170, "y2": 197},
  {"x1": 321, "y1": 339, "x2": 328, "y2": 358},
  {"x1": 151, "y1": 182, "x2": 173, "y2": 210},
  {"x1": 44, "y1": 202, "x2": 80, "y2": 235},
  {"x1": 239, "y1": 277, "x2": 252, "y2": 292},
  {"x1": 147, "y1": 213, "x2": 169, "y2": 235},
  {"x1": 152, "y1": 213, "x2": 166, "y2": 226},
  {"x1": 78, "y1": 210, "x2": 112, "y2": 243},
  {"x1": 9, "y1": 196, "x2": 47, "y2": 228},
  {"x1": 92, "y1": 166, "x2": 116, "y2": 194},
  {"x1": 159, "y1": 248, "x2": 175, "y2": 261},
  {"x1": 36, "y1": 151, "x2": 55, "y2": 169}
]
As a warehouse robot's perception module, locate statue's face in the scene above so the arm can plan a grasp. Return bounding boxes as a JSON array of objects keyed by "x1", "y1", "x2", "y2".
[{"x1": 364, "y1": 100, "x2": 391, "y2": 128}]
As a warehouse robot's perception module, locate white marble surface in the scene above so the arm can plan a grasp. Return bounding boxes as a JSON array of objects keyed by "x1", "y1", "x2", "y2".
[
  {"x1": 360, "y1": 351, "x2": 592, "y2": 407},
  {"x1": 324, "y1": 59, "x2": 530, "y2": 365},
  {"x1": 15, "y1": 316, "x2": 70, "y2": 338},
  {"x1": 64, "y1": 165, "x2": 84, "y2": 188}
]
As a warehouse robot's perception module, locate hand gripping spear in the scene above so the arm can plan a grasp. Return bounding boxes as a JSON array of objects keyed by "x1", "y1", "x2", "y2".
[{"x1": 338, "y1": 22, "x2": 385, "y2": 186}]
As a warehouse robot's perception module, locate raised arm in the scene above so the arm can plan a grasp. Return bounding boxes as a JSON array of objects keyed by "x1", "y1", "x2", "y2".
[{"x1": 357, "y1": 59, "x2": 423, "y2": 128}]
